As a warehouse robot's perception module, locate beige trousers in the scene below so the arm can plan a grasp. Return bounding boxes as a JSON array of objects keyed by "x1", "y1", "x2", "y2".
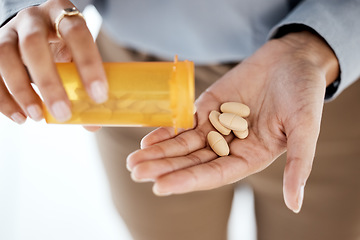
[{"x1": 95, "y1": 31, "x2": 360, "y2": 240}]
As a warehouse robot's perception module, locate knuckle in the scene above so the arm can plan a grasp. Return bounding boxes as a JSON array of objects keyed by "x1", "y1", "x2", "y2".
[
  {"x1": 76, "y1": 56, "x2": 98, "y2": 70},
  {"x1": 52, "y1": 0, "x2": 69, "y2": 7},
  {"x1": 154, "y1": 144, "x2": 167, "y2": 158},
  {"x1": 36, "y1": 79, "x2": 59, "y2": 92},
  {"x1": 16, "y1": 6, "x2": 41, "y2": 22},
  {"x1": 196, "y1": 129, "x2": 207, "y2": 146},
  {"x1": 183, "y1": 168, "x2": 199, "y2": 186},
  {"x1": 174, "y1": 135, "x2": 190, "y2": 153},
  {"x1": 208, "y1": 161, "x2": 224, "y2": 184},
  {"x1": 10, "y1": 85, "x2": 31, "y2": 98},
  {"x1": 135, "y1": 162, "x2": 156, "y2": 177},
  {"x1": 52, "y1": 43, "x2": 72, "y2": 62},
  {"x1": 21, "y1": 29, "x2": 44, "y2": 48},
  {"x1": 0, "y1": 39, "x2": 14, "y2": 57},
  {"x1": 164, "y1": 159, "x2": 176, "y2": 172},
  {"x1": 61, "y1": 19, "x2": 87, "y2": 38},
  {"x1": 186, "y1": 154, "x2": 202, "y2": 166}
]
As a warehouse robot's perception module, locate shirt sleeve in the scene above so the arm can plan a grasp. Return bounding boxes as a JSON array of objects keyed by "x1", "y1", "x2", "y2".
[
  {"x1": 0, "y1": 0, "x2": 93, "y2": 27},
  {"x1": 268, "y1": 0, "x2": 360, "y2": 100},
  {"x1": 0, "y1": 0, "x2": 46, "y2": 27}
]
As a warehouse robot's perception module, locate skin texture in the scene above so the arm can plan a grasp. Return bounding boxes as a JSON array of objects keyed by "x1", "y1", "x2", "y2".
[
  {"x1": 127, "y1": 31, "x2": 339, "y2": 213},
  {"x1": 0, "y1": 0, "x2": 108, "y2": 124}
]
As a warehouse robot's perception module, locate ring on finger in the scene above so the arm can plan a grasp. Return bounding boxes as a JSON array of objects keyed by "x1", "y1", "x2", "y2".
[{"x1": 54, "y1": 7, "x2": 85, "y2": 39}]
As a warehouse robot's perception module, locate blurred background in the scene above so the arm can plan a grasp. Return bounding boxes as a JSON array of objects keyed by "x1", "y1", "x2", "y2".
[{"x1": 0, "y1": 5, "x2": 256, "y2": 240}]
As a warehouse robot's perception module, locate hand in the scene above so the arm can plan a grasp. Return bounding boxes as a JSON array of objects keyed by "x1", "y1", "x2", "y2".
[
  {"x1": 0, "y1": 0, "x2": 108, "y2": 125},
  {"x1": 127, "y1": 31, "x2": 339, "y2": 213}
]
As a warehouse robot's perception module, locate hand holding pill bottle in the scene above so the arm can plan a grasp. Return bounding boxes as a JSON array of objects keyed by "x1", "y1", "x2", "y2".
[{"x1": 43, "y1": 57, "x2": 194, "y2": 131}]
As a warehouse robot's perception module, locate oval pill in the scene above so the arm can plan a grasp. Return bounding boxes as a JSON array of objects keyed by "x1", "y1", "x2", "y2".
[
  {"x1": 207, "y1": 131, "x2": 230, "y2": 156},
  {"x1": 220, "y1": 102, "x2": 250, "y2": 118},
  {"x1": 219, "y1": 113, "x2": 248, "y2": 131},
  {"x1": 209, "y1": 110, "x2": 231, "y2": 135},
  {"x1": 233, "y1": 128, "x2": 249, "y2": 139}
]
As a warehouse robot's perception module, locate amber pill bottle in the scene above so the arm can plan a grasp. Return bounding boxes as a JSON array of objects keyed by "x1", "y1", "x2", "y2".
[{"x1": 43, "y1": 57, "x2": 194, "y2": 130}]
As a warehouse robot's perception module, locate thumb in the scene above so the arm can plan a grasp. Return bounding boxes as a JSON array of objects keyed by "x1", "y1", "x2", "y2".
[{"x1": 283, "y1": 112, "x2": 322, "y2": 213}]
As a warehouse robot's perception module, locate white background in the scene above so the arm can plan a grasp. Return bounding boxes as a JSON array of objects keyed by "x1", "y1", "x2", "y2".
[
  {"x1": 0, "y1": 5, "x2": 256, "y2": 240},
  {"x1": 0, "y1": 114, "x2": 256, "y2": 240}
]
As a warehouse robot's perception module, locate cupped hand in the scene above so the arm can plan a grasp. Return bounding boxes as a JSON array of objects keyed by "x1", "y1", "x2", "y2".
[
  {"x1": 127, "y1": 31, "x2": 339, "y2": 213},
  {"x1": 0, "y1": 0, "x2": 108, "y2": 125}
]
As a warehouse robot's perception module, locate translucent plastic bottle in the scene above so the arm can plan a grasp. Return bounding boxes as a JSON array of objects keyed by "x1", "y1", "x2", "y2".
[{"x1": 43, "y1": 57, "x2": 194, "y2": 130}]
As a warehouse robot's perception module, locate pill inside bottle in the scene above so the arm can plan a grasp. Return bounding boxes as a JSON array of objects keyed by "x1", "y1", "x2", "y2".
[{"x1": 43, "y1": 56, "x2": 194, "y2": 130}]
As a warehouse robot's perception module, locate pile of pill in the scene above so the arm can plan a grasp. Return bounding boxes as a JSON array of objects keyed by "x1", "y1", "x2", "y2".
[{"x1": 207, "y1": 102, "x2": 250, "y2": 156}]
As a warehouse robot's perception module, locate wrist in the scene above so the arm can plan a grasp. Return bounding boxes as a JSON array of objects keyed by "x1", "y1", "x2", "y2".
[{"x1": 278, "y1": 30, "x2": 339, "y2": 87}]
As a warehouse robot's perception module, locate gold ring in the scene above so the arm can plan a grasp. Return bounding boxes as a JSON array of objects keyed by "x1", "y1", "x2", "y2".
[{"x1": 54, "y1": 7, "x2": 85, "y2": 39}]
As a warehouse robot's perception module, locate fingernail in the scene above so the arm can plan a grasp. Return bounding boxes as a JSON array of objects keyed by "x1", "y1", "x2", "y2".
[
  {"x1": 11, "y1": 112, "x2": 27, "y2": 124},
  {"x1": 91, "y1": 80, "x2": 108, "y2": 103},
  {"x1": 131, "y1": 171, "x2": 154, "y2": 183},
  {"x1": 27, "y1": 104, "x2": 43, "y2": 121},
  {"x1": 51, "y1": 101, "x2": 72, "y2": 122},
  {"x1": 293, "y1": 184, "x2": 305, "y2": 213},
  {"x1": 152, "y1": 184, "x2": 172, "y2": 196},
  {"x1": 126, "y1": 163, "x2": 132, "y2": 171}
]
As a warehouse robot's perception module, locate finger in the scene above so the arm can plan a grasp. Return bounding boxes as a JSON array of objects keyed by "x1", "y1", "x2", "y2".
[
  {"x1": 151, "y1": 129, "x2": 277, "y2": 195},
  {"x1": 130, "y1": 148, "x2": 217, "y2": 182},
  {"x1": 17, "y1": 11, "x2": 72, "y2": 122},
  {"x1": 140, "y1": 111, "x2": 198, "y2": 148},
  {"x1": 49, "y1": 7, "x2": 108, "y2": 104},
  {"x1": 283, "y1": 113, "x2": 321, "y2": 213},
  {"x1": 0, "y1": 76, "x2": 27, "y2": 124},
  {"x1": 127, "y1": 129, "x2": 207, "y2": 170},
  {"x1": 152, "y1": 155, "x2": 253, "y2": 196},
  {"x1": 140, "y1": 127, "x2": 188, "y2": 149},
  {"x1": 83, "y1": 126, "x2": 101, "y2": 132},
  {"x1": 0, "y1": 27, "x2": 44, "y2": 121},
  {"x1": 50, "y1": 41, "x2": 72, "y2": 62}
]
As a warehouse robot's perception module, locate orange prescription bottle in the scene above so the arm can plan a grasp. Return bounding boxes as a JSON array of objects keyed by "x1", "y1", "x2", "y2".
[{"x1": 43, "y1": 57, "x2": 194, "y2": 130}]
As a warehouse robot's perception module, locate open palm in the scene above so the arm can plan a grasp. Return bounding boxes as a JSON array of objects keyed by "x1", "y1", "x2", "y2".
[{"x1": 127, "y1": 32, "x2": 338, "y2": 213}]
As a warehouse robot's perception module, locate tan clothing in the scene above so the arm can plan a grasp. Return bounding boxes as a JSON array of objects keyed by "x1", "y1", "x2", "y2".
[{"x1": 95, "y1": 31, "x2": 360, "y2": 240}]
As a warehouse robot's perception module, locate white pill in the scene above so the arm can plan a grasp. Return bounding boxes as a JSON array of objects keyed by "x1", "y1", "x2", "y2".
[
  {"x1": 219, "y1": 113, "x2": 247, "y2": 131},
  {"x1": 207, "y1": 131, "x2": 230, "y2": 156},
  {"x1": 209, "y1": 110, "x2": 231, "y2": 135},
  {"x1": 233, "y1": 128, "x2": 249, "y2": 139},
  {"x1": 220, "y1": 102, "x2": 250, "y2": 118}
]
